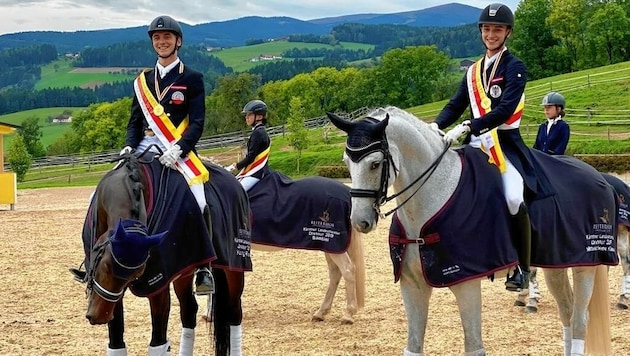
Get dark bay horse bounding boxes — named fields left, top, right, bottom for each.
left=75, top=153, right=251, bottom=356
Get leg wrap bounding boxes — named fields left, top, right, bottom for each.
left=230, top=325, right=243, bottom=356
left=148, top=341, right=171, bottom=356
left=179, top=327, right=194, bottom=356
left=403, top=348, right=423, bottom=356
left=570, top=339, right=585, bottom=356
left=106, top=347, right=127, bottom=356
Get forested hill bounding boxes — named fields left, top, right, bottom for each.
left=0, top=3, right=480, bottom=53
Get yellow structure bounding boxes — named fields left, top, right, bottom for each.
left=0, top=121, right=19, bottom=210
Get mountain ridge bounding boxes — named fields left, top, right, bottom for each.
left=0, top=3, right=480, bottom=53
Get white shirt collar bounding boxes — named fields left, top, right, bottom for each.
left=156, top=58, right=180, bottom=79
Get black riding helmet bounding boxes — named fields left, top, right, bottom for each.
left=478, top=3, right=514, bottom=29
left=242, top=99, right=268, bottom=125
left=148, top=15, right=183, bottom=53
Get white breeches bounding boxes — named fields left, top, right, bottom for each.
left=137, top=135, right=166, bottom=154
left=239, top=176, right=260, bottom=191
left=470, top=135, right=524, bottom=215
left=190, top=182, right=206, bottom=213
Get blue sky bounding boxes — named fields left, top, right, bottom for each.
left=3, top=1, right=521, bottom=35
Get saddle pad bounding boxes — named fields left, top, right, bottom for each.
left=248, top=170, right=351, bottom=253
left=82, top=159, right=251, bottom=298
left=388, top=146, right=517, bottom=287
left=528, top=151, right=618, bottom=268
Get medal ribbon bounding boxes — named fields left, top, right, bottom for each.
left=466, top=58, right=507, bottom=173
left=134, top=72, right=209, bottom=185
left=236, top=146, right=270, bottom=178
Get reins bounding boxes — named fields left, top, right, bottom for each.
left=349, top=133, right=451, bottom=218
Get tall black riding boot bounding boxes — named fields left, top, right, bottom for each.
left=195, top=205, right=215, bottom=295
left=505, top=203, right=531, bottom=292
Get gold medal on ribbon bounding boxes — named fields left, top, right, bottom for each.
left=481, top=97, right=491, bottom=110
left=153, top=104, right=164, bottom=116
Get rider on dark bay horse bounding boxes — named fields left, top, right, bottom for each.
left=120, top=15, right=213, bottom=294
left=431, top=3, right=552, bottom=292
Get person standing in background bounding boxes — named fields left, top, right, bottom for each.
left=533, top=91, right=570, bottom=155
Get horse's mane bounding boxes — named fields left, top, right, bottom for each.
left=366, top=106, right=426, bottom=128
left=124, top=156, right=144, bottom=220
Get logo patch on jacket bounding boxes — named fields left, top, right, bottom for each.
left=171, top=91, right=185, bottom=104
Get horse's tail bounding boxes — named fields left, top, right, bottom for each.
left=348, top=227, right=365, bottom=309
left=211, top=268, right=230, bottom=356
left=585, top=264, right=612, bottom=355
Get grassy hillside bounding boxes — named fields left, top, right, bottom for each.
left=212, top=40, right=375, bottom=72
left=0, top=107, right=85, bottom=151
left=408, top=61, right=630, bottom=154
left=35, top=58, right=137, bottom=90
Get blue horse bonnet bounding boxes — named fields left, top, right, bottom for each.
left=110, top=218, right=166, bottom=272
left=345, top=117, right=385, bottom=162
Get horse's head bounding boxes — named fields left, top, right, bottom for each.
left=327, top=111, right=398, bottom=233
left=85, top=218, right=166, bottom=324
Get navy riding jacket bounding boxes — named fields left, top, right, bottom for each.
left=125, top=61, right=205, bottom=156
left=533, top=119, right=570, bottom=155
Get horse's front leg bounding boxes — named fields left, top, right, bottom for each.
left=400, top=248, right=432, bottom=356
left=148, top=289, right=171, bottom=355
left=450, top=278, right=484, bottom=355
left=106, top=301, right=127, bottom=355
left=173, top=272, right=198, bottom=356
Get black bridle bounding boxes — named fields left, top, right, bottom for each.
left=348, top=134, right=451, bottom=218
left=85, top=233, right=149, bottom=304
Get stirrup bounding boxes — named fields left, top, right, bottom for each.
left=505, top=266, right=529, bottom=292
left=195, top=270, right=215, bottom=295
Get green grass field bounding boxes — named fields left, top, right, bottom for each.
left=0, top=107, right=85, bottom=151
left=35, top=58, right=137, bottom=90
left=211, top=40, right=375, bottom=72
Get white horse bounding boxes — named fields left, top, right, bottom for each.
left=252, top=226, right=365, bottom=324
left=327, top=106, right=617, bottom=356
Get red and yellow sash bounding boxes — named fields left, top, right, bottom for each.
left=134, top=72, right=209, bottom=185
left=465, top=57, right=524, bottom=173
left=236, top=146, right=270, bottom=178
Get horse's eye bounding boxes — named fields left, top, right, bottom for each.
left=371, top=161, right=380, bottom=170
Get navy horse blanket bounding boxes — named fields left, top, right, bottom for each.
left=248, top=170, right=352, bottom=253
left=389, top=146, right=618, bottom=287
left=82, top=158, right=251, bottom=297
left=601, top=172, right=630, bottom=228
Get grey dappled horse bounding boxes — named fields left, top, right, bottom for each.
left=328, top=106, right=615, bottom=356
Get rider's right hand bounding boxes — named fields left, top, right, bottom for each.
left=119, top=146, right=133, bottom=156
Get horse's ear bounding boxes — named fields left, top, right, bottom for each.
left=326, top=112, right=354, bottom=133
left=142, top=231, right=167, bottom=249
left=376, top=113, right=390, bottom=131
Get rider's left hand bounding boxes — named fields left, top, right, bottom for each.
left=159, top=144, right=182, bottom=168
left=443, top=121, right=471, bottom=144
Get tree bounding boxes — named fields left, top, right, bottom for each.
left=287, top=97, right=309, bottom=173
left=18, top=116, right=46, bottom=158
left=584, top=2, right=630, bottom=65
left=7, top=134, right=32, bottom=182
left=512, top=0, right=570, bottom=79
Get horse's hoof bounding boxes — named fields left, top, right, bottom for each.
left=524, top=306, right=538, bottom=314
left=615, top=303, right=628, bottom=310
left=514, top=300, right=526, bottom=307
left=340, top=316, right=354, bottom=325
left=312, top=314, right=324, bottom=322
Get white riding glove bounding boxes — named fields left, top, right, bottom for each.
left=159, top=144, right=183, bottom=168
left=443, top=121, right=471, bottom=144
left=224, top=163, right=236, bottom=172
left=428, top=122, right=445, bottom=136
left=119, top=146, right=133, bottom=156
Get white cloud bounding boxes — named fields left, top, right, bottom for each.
left=2, top=1, right=522, bottom=35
